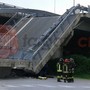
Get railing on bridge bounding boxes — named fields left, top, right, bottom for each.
left=25, top=5, right=89, bottom=73
left=23, top=5, right=81, bottom=60
left=0, top=12, right=35, bottom=59
left=0, top=4, right=88, bottom=73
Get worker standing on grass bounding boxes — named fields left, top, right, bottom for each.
left=57, top=58, right=63, bottom=82
left=63, top=58, right=70, bottom=83
left=63, top=58, right=75, bottom=83
left=68, top=58, right=76, bottom=82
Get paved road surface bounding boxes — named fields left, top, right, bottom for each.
left=0, top=78, right=90, bottom=90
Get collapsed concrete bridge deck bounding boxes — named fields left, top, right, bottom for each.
left=0, top=2, right=89, bottom=77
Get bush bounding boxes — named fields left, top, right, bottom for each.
left=46, top=54, right=90, bottom=79
left=64, top=54, right=90, bottom=76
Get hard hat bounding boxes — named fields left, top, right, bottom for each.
left=59, top=58, right=63, bottom=62
left=70, top=58, right=74, bottom=61
left=64, top=59, right=70, bottom=63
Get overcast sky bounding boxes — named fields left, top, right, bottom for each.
left=0, top=0, right=90, bottom=14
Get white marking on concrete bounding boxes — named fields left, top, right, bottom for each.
left=6, top=85, right=19, bottom=88
left=0, top=87, right=6, bottom=90
left=37, top=84, right=56, bottom=88
left=82, top=86, right=90, bottom=89
left=58, top=85, right=76, bottom=88
left=4, top=83, right=90, bottom=89
left=21, top=84, right=35, bottom=87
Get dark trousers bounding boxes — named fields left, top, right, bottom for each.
left=57, top=72, right=63, bottom=79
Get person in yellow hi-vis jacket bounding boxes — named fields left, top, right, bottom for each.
left=57, top=58, right=63, bottom=82
left=63, top=58, right=70, bottom=83
left=68, top=58, right=76, bottom=82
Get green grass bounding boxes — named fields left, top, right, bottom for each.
left=64, top=54, right=90, bottom=80
left=75, top=73, right=90, bottom=79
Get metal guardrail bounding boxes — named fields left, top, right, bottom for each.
left=6, top=15, right=35, bottom=59
left=23, top=5, right=89, bottom=62
left=28, top=6, right=76, bottom=51
left=32, top=5, right=80, bottom=56
left=0, top=12, right=25, bottom=42
left=0, top=11, right=35, bottom=59
left=23, top=6, right=78, bottom=59
left=4, top=16, right=34, bottom=47
left=0, top=12, right=17, bottom=27
left=29, top=5, right=88, bottom=70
